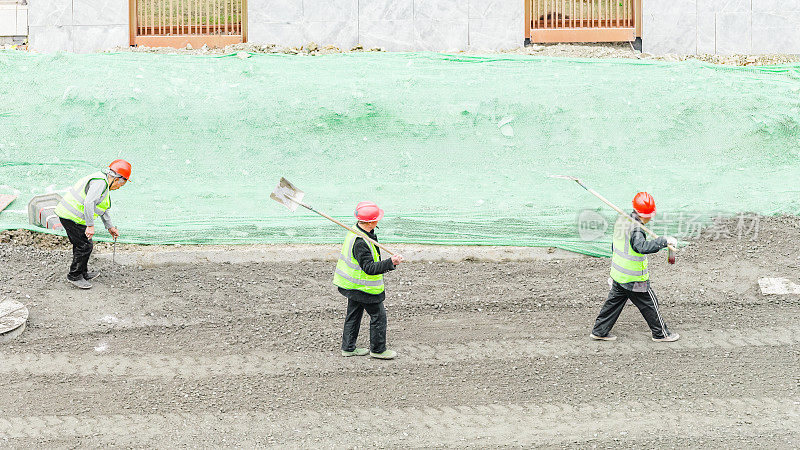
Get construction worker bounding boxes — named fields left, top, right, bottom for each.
left=54, top=160, right=131, bottom=289
left=334, top=201, right=403, bottom=360
left=591, top=192, right=680, bottom=342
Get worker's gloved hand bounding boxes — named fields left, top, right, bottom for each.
left=85, top=226, right=95, bottom=240
left=665, top=236, right=678, bottom=248
left=391, top=254, right=404, bottom=265
left=108, top=227, right=120, bottom=239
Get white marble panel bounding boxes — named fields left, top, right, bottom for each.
left=359, top=0, right=413, bottom=20
left=468, top=17, right=521, bottom=50
left=413, top=18, right=468, bottom=51
left=468, top=0, right=522, bottom=20
left=642, top=12, right=697, bottom=54
left=0, top=5, right=15, bottom=36
left=28, top=25, right=72, bottom=52
left=72, top=24, right=128, bottom=53
left=303, top=0, right=357, bottom=22
left=698, top=0, right=751, bottom=13
left=715, top=12, right=751, bottom=54
left=16, top=7, right=27, bottom=35
left=359, top=19, right=414, bottom=50
left=642, top=0, right=696, bottom=16
left=248, top=0, right=303, bottom=22
left=303, top=20, right=358, bottom=49
left=248, top=21, right=304, bottom=47
left=28, top=0, right=72, bottom=27
left=752, top=0, right=800, bottom=12
left=697, top=12, right=716, bottom=54
left=752, top=12, right=800, bottom=53
left=73, top=0, right=128, bottom=26
left=414, top=0, right=468, bottom=21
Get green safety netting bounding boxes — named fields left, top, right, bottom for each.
left=1, top=51, right=799, bottom=256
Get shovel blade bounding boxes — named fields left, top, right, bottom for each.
left=270, top=177, right=306, bottom=212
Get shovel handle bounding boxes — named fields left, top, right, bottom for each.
left=573, top=180, right=677, bottom=252
left=290, top=200, right=397, bottom=256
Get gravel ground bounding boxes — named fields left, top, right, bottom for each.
left=0, top=215, right=798, bottom=447
left=105, top=41, right=800, bottom=66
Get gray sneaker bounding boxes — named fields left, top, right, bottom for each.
left=652, top=332, right=680, bottom=342
left=590, top=333, right=617, bottom=341
left=84, top=270, right=101, bottom=280
left=67, top=276, right=92, bottom=289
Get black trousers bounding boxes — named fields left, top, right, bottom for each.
left=592, top=280, right=670, bottom=339
left=341, top=299, right=387, bottom=354
left=60, top=217, right=93, bottom=281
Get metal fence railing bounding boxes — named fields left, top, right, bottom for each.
left=525, top=0, right=641, bottom=43
left=130, top=0, right=246, bottom=48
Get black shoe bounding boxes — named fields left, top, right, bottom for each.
left=84, top=270, right=101, bottom=280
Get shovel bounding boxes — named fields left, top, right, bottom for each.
left=550, top=175, right=677, bottom=263
left=270, top=177, right=397, bottom=256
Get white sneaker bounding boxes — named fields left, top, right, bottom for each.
left=652, top=332, right=680, bottom=342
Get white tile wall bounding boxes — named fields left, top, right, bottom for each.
left=72, top=0, right=127, bottom=26
left=72, top=24, right=127, bottom=53
left=29, top=24, right=72, bottom=52
left=715, top=12, right=751, bottom=54
left=645, top=0, right=800, bottom=54
left=0, top=4, right=15, bottom=36
left=16, top=5, right=26, bottom=35
left=468, top=17, right=521, bottom=51
left=359, top=19, right=414, bottom=51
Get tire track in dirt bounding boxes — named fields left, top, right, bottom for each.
left=1, top=326, right=798, bottom=378
left=1, top=396, right=797, bottom=446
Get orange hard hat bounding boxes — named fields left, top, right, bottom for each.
left=109, top=159, right=132, bottom=180
left=354, top=201, right=384, bottom=222
left=632, top=192, right=656, bottom=218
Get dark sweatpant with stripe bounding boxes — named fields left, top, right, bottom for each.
left=592, top=280, right=670, bottom=339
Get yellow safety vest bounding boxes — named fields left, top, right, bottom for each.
left=609, top=215, right=649, bottom=283
left=54, top=172, right=111, bottom=226
left=332, top=231, right=385, bottom=295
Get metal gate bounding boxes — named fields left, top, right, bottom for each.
left=129, top=0, right=246, bottom=48
left=525, top=0, right=641, bottom=43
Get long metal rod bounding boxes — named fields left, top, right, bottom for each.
left=559, top=177, right=676, bottom=251
left=286, top=196, right=397, bottom=256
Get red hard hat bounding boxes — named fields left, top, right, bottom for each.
left=632, top=192, right=656, bottom=218
left=354, top=201, right=384, bottom=222
left=109, top=159, right=132, bottom=180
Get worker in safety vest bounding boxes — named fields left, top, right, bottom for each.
left=333, top=201, right=404, bottom=360
left=591, top=192, right=680, bottom=342
left=54, top=160, right=131, bottom=289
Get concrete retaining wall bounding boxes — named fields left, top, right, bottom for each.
left=643, top=0, right=800, bottom=55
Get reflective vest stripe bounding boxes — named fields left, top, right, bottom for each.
left=68, top=186, right=109, bottom=206
left=333, top=268, right=385, bottom=287
left=613, top=247, right=647, bottom=262
left=60, top=195, right=107, bottom=217
left=338, top=254, right=362, bottom=271
left=611, top=261, right=649, bottom=277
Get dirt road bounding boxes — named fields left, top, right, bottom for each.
left=0, top=217, right=798, bottom=447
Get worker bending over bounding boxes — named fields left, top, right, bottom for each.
left=591, top=192, right=680, bottom=342
left=334, top=201, right=403, bottom=360
left=54, top=160, right=131, bottom=289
